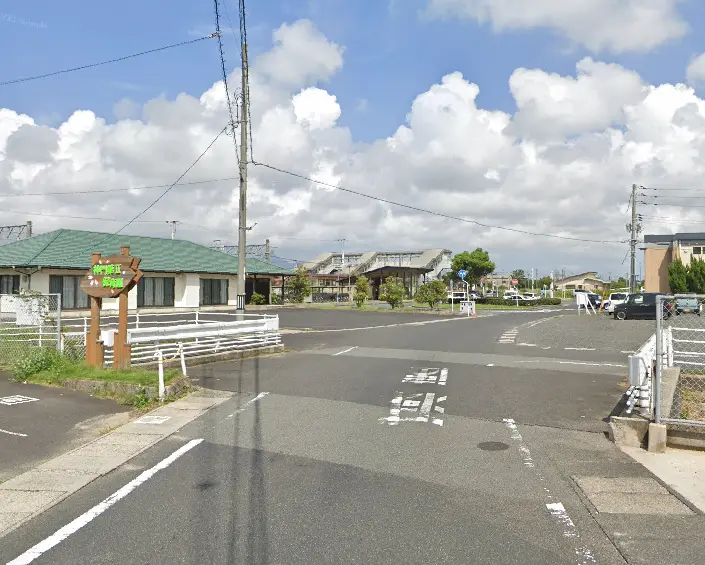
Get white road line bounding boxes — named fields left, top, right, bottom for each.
left=7, top=438, right=204, bottom=565
left=225, top=392, right=269, bottom=419
left=502, top=418, right=596, bottom=564
left=517, top=343, right=537, bottom=347
left=439, top=368, right=448, bottom=386
left=565, top=347, right=596, bottom=351
left=333, top=346, right=358, bottom=356
left=418, top=393, right=434, bottom=419
left=0, top=428, right=27, bottom=437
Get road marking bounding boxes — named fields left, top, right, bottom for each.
left=0, top=428, right=27, bottom=437
left=497, top=327, right=519, bottom=344
left=503, top=418, right=596, bottom=564
left=7, top=439, right=204, bottom=565
left=135, top=415, right=170, bottom=425
left=402, top=367, right=448, bottom=385
left=225, top=391, right=269, bottom=419
left=379, top=392, right=445, bottom=426
left=0, top=395, right=39, bottom=406
left=487, top=363, right=495, bottom=366
left=565, top=347, right=596, bottom=351
left=517, top=343, right=537, bottom=347
left=333, top=346, right=358, bottom=356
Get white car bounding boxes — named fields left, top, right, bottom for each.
left=521, top=292, right=540, bottom=300
left=604, top=292, right=628, bottom=313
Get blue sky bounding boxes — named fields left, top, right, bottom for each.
left=2, top=0, right=704, bottom=142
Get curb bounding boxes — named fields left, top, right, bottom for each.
left=0, top=388, right=233, bottom=539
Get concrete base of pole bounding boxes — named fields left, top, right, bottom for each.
left=648, top=423, right=668, bottom=453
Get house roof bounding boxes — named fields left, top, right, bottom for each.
left=0, top=229, right=292, bottom=275
left=554, top=272, right=606, bottom=284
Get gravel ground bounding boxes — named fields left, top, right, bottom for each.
left=517, top=313, right=655, bottom=353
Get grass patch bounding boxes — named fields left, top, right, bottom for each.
left=680, top=389, right=705, bottom=421
left=23, top=362, right=180, bottom=388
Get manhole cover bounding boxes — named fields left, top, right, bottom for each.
left=477, top=441, right=509, bottom=451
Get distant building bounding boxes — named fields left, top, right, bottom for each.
left=553, top=272, right=609, bottom=293
left=642, top=232, right=705, bottom=292
left=303, top=249, right=452, bottom=300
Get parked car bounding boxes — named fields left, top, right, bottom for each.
left=522, top=292, right=539, bottom=300
left=613, top=293, right=671, bottom=320
left=604, top=292, right=628, bottom=314
left=675, top=297, right=700, bottom=316
left=579, top=292, right=602, bottom=309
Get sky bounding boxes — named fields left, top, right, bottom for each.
left=2, top=0, right=705, bottom=278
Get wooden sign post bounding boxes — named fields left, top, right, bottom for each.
left=80, top=246, right=143, bottom=369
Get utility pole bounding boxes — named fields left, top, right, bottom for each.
left=627, top=184, right=642, bottom=293
left=265, top=239, right=271, bottom=262
left=236, top=15, right=249, bottom=315
left=166, top=221, right=180, bottom=240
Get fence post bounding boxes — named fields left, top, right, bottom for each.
left=179, top=343, right=187, bottom=376
left=55, top=293, right=62, bottom=352
left=135, top=312, right=140, bottom=329
left=667, top=326, right=673, bottom=367
left=654, top=295, right=663, bottom=424
left=195, top=311, right=200, bottom=325
left=156, top=349, right=165, bottom=401
left=39, top=317, right=43, bottom=348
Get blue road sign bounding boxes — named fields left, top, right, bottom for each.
left=457, top=269, right=467, bottom=279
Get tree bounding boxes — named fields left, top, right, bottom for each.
left=687, top=258, right=705, bottom=294
left=451, top=249, right=495, bottom=284
left=611, top=277, right=629, bottom=290
left=510, top=269, right=527, bottom=288
left=415, top=280, right=447, bottom=309
left=668, top=259, right=689, bottom=294
left=354, top=276, right=371, bottom=308
left=379, top=277, right=406, bottom=309
left=289, top=266, right=312, bottom=303
left=537, top=276, right=552, bottom=289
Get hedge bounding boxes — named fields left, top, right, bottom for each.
left=473, top=297, right=562, bottom=307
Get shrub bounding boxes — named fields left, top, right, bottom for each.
left=414, top=280, right=447, bottom=309
left=271, top=294, right=281, bottom=305
left=289, top=266, right=312, bottom=303
left=354, top=276, right=371, bottom=308
left=249, top=292, right=267, bottom=305
left=380, top=277, right=406, bottom=309
left=537, top=298, right=562, bottom=306
left=11, top=346, right=62, bottom=381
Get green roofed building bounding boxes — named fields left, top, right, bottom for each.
left=0, top=229, right=291, bottom=311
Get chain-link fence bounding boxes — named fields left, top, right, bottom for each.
left=656, top=294, right=705, bottom=425
left=0, top=293, right=63, bottom=369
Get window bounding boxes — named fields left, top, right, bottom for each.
left=0, top=275, right=19, bottom=295
left=694, top=247, right=702, bottom=255
left=200, top=278, right=228, bottom=306
left=631, top=295, right=644, bottom=305
left=137, top=277, right=175, bottom=307
left=49, top=275, right=89, bottom=309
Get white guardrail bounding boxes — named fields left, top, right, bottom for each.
left=626, top=330, right=673, bottom=416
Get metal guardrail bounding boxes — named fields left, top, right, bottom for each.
left=627, top=333, right=657, bottom=416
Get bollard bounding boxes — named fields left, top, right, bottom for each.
left=156, top=349, right=165, bottom=401
left=179, top=343, right=187, bottom=376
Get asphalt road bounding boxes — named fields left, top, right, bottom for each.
left=3, top=309, right=705, bottom=565
left=0, top=374, right=126, bottom=483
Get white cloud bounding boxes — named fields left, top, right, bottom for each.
left=687, top=52, right=705, bottom=88
left=3, top=18, right=705, bottom=274
left=425, top=0, right=688, bottom=53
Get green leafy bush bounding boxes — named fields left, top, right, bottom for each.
left=271, top=293, right=281, bottom=305
left=249, top=292, right=267, bottom=305
left=354, top=276, right=371, bottom=308
left=537, top=298, right=562, bottom=305
left=380, top=277, right=406, bottom=309
left=415, top=280, right=447, bottom=309
left=11, top=347, right=62, bottom=381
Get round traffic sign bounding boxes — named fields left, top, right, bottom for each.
left=457, top=269, right=467, bottom=279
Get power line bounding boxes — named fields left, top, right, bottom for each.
left=89, top=125, right=228, bottom=248
left=0, top=176, right=240, bottom=197
left=213, top=0, right=240, bottom=164
left=252, top=161, right=627, bottom=245
left=0, top=34, right=219, bottom=87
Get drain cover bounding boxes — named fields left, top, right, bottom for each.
left=477, top=441, right=510, bottom=451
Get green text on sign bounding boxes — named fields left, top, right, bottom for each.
left=102, top=277, right=124, bottom=289
left=93, top=264, right=121, bottom=275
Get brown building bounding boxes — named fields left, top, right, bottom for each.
left=553, top=272, right=609, bottom=293
left=642, top=233, right=705, bottom=293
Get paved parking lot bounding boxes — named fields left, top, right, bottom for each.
left=514, top=313, right=654, bottom=354
left=0, top=374, right=127, bottom=482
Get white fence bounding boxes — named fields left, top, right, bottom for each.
left=60, top=312, right=280, bottom=366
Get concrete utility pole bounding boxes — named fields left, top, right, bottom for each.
left=628, top=184, right=641, bottom=293
left=265, top=239, right=271, bottom=263
left=236, top=30, right=249, bottom=315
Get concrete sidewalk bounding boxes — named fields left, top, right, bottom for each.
left=0, top=388, right=232, bottom=538
left=621, top=445, right=705, bottom=513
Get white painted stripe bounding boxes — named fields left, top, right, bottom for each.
left=503, top=418, right=596, bottom=564
left=7, top=439, right=204, bottom=565
left=565, top=347, right=596, bottom=351
left=517, top=343, right=537, bottom=347
left=438, top=368, right=448, bottom=386
left=0, top=428, right=27, bottom=437
left=333, top=346, right=358, bottom=356
left=417, top=393, right=435, bottom=419
left=225, top=392, right=269, bottom=419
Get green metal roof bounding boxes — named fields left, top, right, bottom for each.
left=0, top=229, right=292, bottom=275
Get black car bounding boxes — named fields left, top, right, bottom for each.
left=614, top=292, right=671, bottom=320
